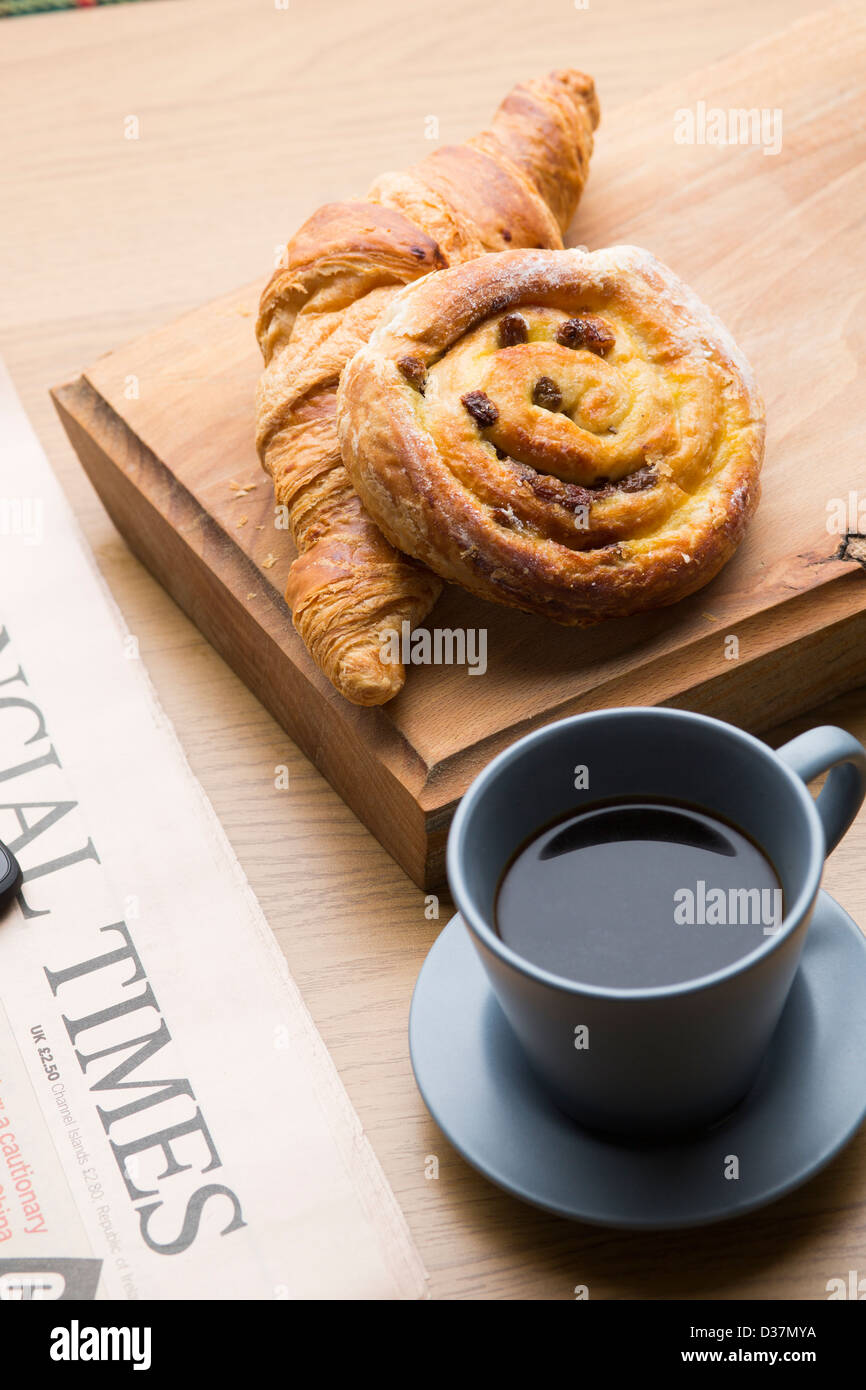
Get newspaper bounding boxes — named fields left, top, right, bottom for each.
left=0, top=363, right=427, bottom=1300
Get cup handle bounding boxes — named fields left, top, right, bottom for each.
left=775, top=725, right=866, bottom=855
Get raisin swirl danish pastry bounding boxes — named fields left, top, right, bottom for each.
left=337, top=247, right=765, bottom=624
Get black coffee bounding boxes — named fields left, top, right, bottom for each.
left=494, top=799, right=783, bottom=988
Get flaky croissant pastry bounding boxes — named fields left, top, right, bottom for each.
left=337, top=246, right=765, bottom=624
left=256, top=71, right=599, bottom=704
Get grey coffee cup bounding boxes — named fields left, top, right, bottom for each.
left=447, top=708, right=866, bottom=1139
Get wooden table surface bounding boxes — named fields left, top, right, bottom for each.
left=2, top=0, right=864, bottom=1300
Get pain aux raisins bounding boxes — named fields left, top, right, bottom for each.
left=497, top=313, right=529, bottom=347
left=555, top=317, right=615, bottom=356
left=532, top=376, right=563, bottom=411
left=461, top=390, right=499, bottom=428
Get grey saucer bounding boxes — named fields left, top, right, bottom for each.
left=409, top=891, right=866, bottom=1228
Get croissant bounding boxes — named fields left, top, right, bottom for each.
left=255, top=70, right=599, bottom=704
left=337, top=246, right=765, bottom=623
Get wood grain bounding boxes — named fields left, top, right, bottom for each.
left=51, top=2, right=866, bottom=887
left=2, top=0, right=864, bottom=1301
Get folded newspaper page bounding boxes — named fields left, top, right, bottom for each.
left=0, top=363, right=428, bottom=1300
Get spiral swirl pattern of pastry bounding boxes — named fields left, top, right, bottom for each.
left=337, top=247, right=765, bottom=624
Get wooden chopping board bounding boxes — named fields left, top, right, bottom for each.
left=53, top=2, right=866, bottom=889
